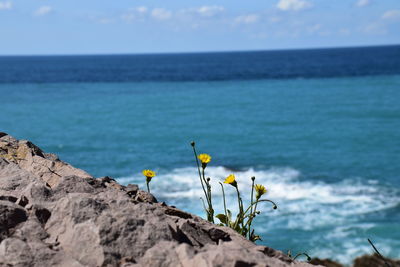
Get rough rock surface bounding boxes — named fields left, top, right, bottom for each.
left=0, top=133, right=319, bottom=267
left=353, top=253, right=400, bottom=267
left=310, top=253, right=400, bottom=267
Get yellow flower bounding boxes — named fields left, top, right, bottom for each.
left=198, top=154, right=211, bottom=164
left=142, top=169, right=156, bottom=179
left=224, top=174, right=237, bottom=186
left=254, top=184, right=267, bottom=198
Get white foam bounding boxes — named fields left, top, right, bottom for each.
left=119, top=166, right=397, bottom=212
left=117, top=166, right=400, bottom=264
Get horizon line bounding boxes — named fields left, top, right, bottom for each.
left=0, top=43, right=399, bottom=57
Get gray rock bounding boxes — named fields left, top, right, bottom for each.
left=0, top=133, right=320, bottom=267
left=0, top=201, right=28, bottom=241
left=0, top=238, right=33, bottom=267
left=0, top=135, right=91, bottom=187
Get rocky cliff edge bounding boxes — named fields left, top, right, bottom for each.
left=0, top=132, right=318, bottom=267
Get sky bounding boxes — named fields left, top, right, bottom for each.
left=0, top=0, right=399, bottom=55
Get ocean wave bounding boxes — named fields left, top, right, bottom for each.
left=118, top=166, right=399, bottom=217
left=117, top=166, right=400, bottom=264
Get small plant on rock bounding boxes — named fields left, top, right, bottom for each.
left=190, top=141, right=277, bottom=242
left=142, top=169, right=156, bottom=193
left=190, top=141, right=215, bottom=223
left=287, top=251, right=311, bottom=262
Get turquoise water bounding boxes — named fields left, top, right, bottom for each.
left=2, top=45, right=400, bottom=263
left=2, top=74, right=400, bottom=263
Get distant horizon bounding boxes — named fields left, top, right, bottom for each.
left=1, top=43, right=399, bottom=57
left=1, top=44, right=398, bottom=84
left=2, top=1, right=399, bottom=56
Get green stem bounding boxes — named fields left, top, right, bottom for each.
left=202, top=168, right=207, bottom=185
left=219, top=182, right=229, bottom=226
left=248, top=178, right=255, bottom=238
left=242, top=198, right=278, bottom=236
left=368, top=239, right=392, bottom=267
left=233, top=186, right=244, bottom=232
left=250, top=179, right=255, bottom=218
left=202, top=168, right=211, bottom=206
left=243, top=199, right=277, bottom=215
left=192, top=145, right=208, bottom=200
left=192, top=145, right=210, bottom=219
left=200, top=197, right=208, bottom=213
left=202, top=167, right=214, bottom=223
left=146, top=181, right=150, bottom=193
left=207, top=184, right=214, bottom=223
left=247, top=202, right=258, bottom=239
left=245, top=195, right=259, bottom=240
left=293, top=253, right=311, bottom=261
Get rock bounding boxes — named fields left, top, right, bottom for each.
left=0, top=238, right=34, bottom=267
left=309, top=258, right=344, bottom=267
left=0, top=134, right=91, bottom=187
left=353, top=253, right=400, bottom=267
left=135, top=190, right=158, bottom=203
left=0, top=201, right=28, bottom=241
left=0, top=133, right=321, bottom=266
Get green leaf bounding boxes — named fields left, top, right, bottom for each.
left=234, top=224, right=242, bottom=232
left=215, top=214, right=228, bottom=224
left=227, top=209, right=232, bottom=220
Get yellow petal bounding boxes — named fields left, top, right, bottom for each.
left=142, top=169, right=156, bottom=178
left=198, top=154, right=212, bottom=164
left=224, top=174, right=236, bottom=184
left=254, top=184, right=267, bottom=197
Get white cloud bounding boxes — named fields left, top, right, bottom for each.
left=276, top=0, right=312, bottom=11
left=0, top=1, right=12, bottom=10
left=151, top=8, right=172, bottom=20
left=97, top=18, right=113, bottom=24
left=121, top=13, right=135, bottom=22
left=364, top=22, right=387, bottom=35
left=356, top=0, right=369, bottom=7
left=251, top=32, right=268, bottom=39
left=136, top=6, right=148, bottom=14
left=382, top=9, right=400, bottom=21
left=235, top=14, right=259, bottom=24
left=121, top=6, right=148, bottom=22
left=269, top=16, right=282, bottom=23
left=318, top=30, right=331, bottom=36
left=339, top=28, right=351, bottom=35
left=196, top=6, right=224, bottom=17
left=177, top=6, right=224, bottom=20
left=34, top=6, right=52, bottom=16
left=307, top=23, right=321, bottom=34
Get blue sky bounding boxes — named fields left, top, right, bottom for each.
left=1, top=0, right=399, bottom=55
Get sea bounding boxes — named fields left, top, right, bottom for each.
left=1, top=45, right=399, bottom=264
